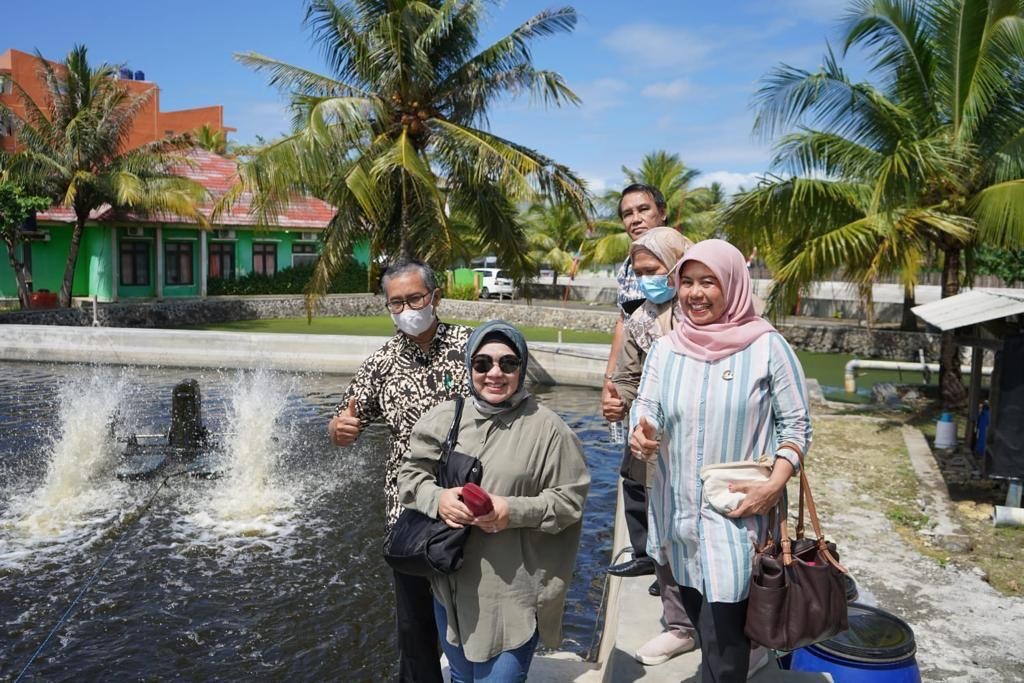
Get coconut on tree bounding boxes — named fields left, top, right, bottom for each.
left=231, top=0, right=590, bottom=305
left=1, top=45, right=208, bottom=307
left=723, top=0, right=1024, bottom=406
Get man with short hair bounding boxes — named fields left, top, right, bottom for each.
left=601, top=183, right=696, bottom=667
left=329, top=258, right=471, bottom=683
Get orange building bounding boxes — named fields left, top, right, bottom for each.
left=0, top=47, right=233, bottom=153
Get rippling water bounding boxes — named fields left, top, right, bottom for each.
left=0, top=362, right=618, bottom=679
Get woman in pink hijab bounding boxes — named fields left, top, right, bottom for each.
left=629, top=239, right=811, bottom=682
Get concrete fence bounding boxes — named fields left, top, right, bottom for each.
left=0, top=293, right=943, bottom=360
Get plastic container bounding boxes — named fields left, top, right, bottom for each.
left=789, top=603, right=920, bottom=682
left=934, top=412, right=957, bottom=449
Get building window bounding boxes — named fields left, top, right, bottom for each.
left=165, top=242, right=194, bottom=285
left=253, top=242, right=277, bottom=276
left=120, top=241, right=150, bottom=286
left=209, top=242, right=235, bottom=280
left=292, top=243, right=317, bottom=268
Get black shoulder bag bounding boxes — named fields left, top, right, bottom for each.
left=383, top=396, right=483, bottom=576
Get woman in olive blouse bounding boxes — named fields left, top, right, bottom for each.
left=399, top=320, right=590, bottom=681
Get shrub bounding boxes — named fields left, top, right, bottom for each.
left=444, top=283, right=480, bottom=301
left=208, top=258, right=368, bottom=296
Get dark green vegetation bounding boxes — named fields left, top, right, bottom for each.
left=725, top=0, right=1024, bottom=407
left=233, top=0, right=589, bottom=303
left=208, top=259, right=367, bottom=296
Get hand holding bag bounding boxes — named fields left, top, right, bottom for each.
left=700, top=457, right=772, bottom=514
left=745, top=456, right=849, bottom=651
left=383, top=396, right=483, bottom=577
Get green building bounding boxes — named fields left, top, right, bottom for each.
left=1, top=150, right=368, bottom=303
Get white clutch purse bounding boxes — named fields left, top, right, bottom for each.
left=700, top=457, right=772, bottom=514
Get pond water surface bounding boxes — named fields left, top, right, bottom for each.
left=0, top=362, right=617, bottom=680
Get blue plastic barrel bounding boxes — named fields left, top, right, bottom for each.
left=789, top=603, right=920, bottom=682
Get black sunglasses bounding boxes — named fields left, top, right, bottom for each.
left=471, top=354, right=522, bottom=374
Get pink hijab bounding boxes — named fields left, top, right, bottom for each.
left=669, top=239, right=775, bottom=361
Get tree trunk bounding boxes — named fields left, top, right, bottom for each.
left=2, top=234, right=32, bottom=309
left=939, top=245, right=967, bottom=407
left=59, top=213, right=87, bottom=308
left=900, top=283, right=919, bottom=331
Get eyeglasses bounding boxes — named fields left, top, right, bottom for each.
left=471, top=354, right=522, bottom=374
left=385, top=291, right=433, bottom=314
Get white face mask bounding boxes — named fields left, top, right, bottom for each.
left=391, top=305, right=436, bottom=336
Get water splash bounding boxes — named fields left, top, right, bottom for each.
left=11, top=369, right=127, bottom=536
left=191, top=371, right=296, bottom=537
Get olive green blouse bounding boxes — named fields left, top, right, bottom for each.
left=398, top=395, right=590, bottom=663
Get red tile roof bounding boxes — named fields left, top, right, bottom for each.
left=37, top=149, right=336, bottom=229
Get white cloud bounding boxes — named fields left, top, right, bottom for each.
left=603, top=24, right=714, bottom=70
left=573, top=78, right=628, bottom=113
left=696, top=171, right=762, bottom=196
left=641, top=79, right=693, bottom=100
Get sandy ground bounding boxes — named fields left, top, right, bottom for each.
left=809, top=413, right=1024, bottom=682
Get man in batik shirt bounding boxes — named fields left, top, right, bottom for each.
left=329, top=258, right=471, bottom=683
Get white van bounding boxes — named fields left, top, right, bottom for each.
left=473, top=268, right=515, bottom=299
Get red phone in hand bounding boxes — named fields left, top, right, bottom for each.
left=461, top=483, right=493, bottom=516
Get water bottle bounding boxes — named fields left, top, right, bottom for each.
left=608, top=420, right=624, bottom=444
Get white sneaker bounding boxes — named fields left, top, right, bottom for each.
left=748, top=646, right=774, bottom=679
left=634, top=630, right=696, bottom=666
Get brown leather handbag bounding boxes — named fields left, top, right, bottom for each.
left=745, top=460, right=849, bottom=651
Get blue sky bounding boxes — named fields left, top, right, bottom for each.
left=2, top=0, right=866, bottom=195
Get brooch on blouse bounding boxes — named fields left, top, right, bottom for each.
left=722, top=370, right=735, bottom=381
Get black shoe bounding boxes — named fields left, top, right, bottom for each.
left=607, top=556, right=656, bottom=577
left=648, top=579, right=661, bottom=597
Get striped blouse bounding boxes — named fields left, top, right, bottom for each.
left=630, top=331, right=811, bottom=603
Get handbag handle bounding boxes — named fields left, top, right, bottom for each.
left=439, top=395, right=465, bottom=465
left=779, top=458, right=846, bottom=572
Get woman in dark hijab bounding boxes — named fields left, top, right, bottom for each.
left=399, top=320, right=590, bottom=681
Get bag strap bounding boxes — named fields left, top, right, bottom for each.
left=778, top=457, right=846, bottom=572
left=439, top=395, right=465, bottom=464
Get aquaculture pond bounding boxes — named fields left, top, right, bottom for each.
left=0, top=362, right=619, bottom=680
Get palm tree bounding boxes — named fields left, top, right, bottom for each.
left=524, top=200, right=591, bottom=284
left=231, top=0, right=589, bottom=304
left=191, top=124, right=227, bottom=155
left=724, top=0, right=1024, bottom=406
left=2, top=46, right=207, bottom=307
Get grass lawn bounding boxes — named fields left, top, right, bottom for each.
left=191, top=316, right=614, bottom=344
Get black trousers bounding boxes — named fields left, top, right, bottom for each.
left=679, top=585, right=751, bottom=683
left=619, top=441, right=649, bottom=559
left=392, top=569, right=443, bottom=683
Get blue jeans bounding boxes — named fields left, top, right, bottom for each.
left=433, top=599, right=539, bottom=682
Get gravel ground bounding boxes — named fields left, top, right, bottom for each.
left=808, top=413, right=1024, bottom=682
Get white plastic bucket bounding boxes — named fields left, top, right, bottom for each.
left=934, top=419, right=957, bottom=449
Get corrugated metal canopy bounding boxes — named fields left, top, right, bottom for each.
left=912, top=290, right=1024, bottom=331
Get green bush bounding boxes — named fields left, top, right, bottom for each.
left=443, top=283, right=480, bottom=301
left=208, top=259, right=368, bottom=296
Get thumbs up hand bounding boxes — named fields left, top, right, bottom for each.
left=630, top=416, right=660, bottom=462
left=601, top=380, right=626, bottom=421
left=329, top=397, right=363, bottom=446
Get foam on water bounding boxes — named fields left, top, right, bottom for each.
left=8, top=369, right=128, bottom=538
left=187, top=371, right=298, bottom=540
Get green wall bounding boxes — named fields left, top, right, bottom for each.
left=0, top=223, right=367, bottom=301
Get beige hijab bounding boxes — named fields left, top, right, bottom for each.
left=626, top=227, right=694, bottom=348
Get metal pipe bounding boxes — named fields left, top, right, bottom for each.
left=844, top=359, right=992, bottom=394
left=993, top=505, right=1024, bottom=528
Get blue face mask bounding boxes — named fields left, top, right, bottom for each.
left=638, top=274, right=676, bottom=304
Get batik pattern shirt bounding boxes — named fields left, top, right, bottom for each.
left=615, top=257, right=644, bottom=315
left=338, top=321, right=472, bottom=527
left=630, top=331, right=810, bottom=603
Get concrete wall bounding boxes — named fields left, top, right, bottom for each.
left=0, top=293, right=943, bottom=360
